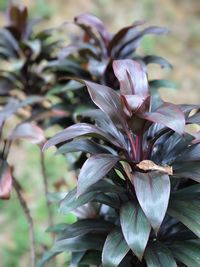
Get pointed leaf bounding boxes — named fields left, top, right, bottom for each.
left=85, top=81, right=127, bottom=131
left=43, top=123, right=121, bottom=150
left=168, top=200, right=200, bottom=237
left=142, top=102, right=185, bottom=135
left=60, top=180, right=124, bottom=214
left=120, top=202, right=151, bottom=260
left=55, top=233, right=106, bottom=252
left=56, top=219, right=113, bottom=239
left=102, top=227, right=129, bottom=267
left=77, top=154, right=119, bottom=195
left=113, top=59, right=148, bottom=96
left=145, top=243, right=177, bottom=267
left=143, top=55, right=173, bottom=69
left=56, top=139, right=110, bottom=155
left=132, top=171, right=170, bottom=232
left=75, top=13, right=111, bottom=44
left=108, top=21, right=145, bottom=54
left=170, top=240, right=200, bottom=267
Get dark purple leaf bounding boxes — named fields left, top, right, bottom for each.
left=117, top=26, right=169, bottom=57
left=141, top=102, right=185, bottom=135
left=74, top=13, right=111, bottom=45
left=85, top=81, right=128, bottom=132
left=56, top=139, right=112, bottom=155
left=120, top=202, right=151, bottom=260
left=108, top=21, right=145, bottom=54
left=174, top=143, right=200, bottom=162
left=132, top=171, right=170, bottom=232
left=77, top=154, right=119, bottom=196
left=43, top=123, right=121, bottom=151
left=113, top=59, right=148, bottom=96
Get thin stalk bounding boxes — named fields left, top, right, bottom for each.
left=40, top=151, right=54, bottom=228
left=13, top=177, right=36, bottom=267
left=40, top=151, right=57, bottom=267
left=127, top=131, right=136, bottom=160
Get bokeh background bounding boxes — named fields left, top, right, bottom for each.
left=0, top=0, right=199, bottom=266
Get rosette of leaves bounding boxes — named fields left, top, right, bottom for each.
left=41, top=59, right=200, bottom=267
left=46, top=13, right=174, bottom=129
left=58, top=13, right=172, bottom=85
left=0, top=3, right=61, bottom=97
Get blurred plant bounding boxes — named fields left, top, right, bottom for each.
left=0, top=2, right=68, bottom=228
left=0, top=4, right=65, bottom=266
left=0, top=96, right=45, bottom=267
left=0, top=3, right=60, bottom=97
left=42, top=59, right=200, bottom=267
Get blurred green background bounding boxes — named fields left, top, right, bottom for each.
left=0, top=0, right=199, bottom=266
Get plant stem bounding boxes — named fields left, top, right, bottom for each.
left=13, top=177, right=36, bottom=267
left=127, top=131, right=136, bottom=160
left=40, top=151, right=53, bottom=228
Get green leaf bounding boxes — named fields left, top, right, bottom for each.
left=80, top=251, right=102, bottom=266
left=173, top=161, right=200, bottom=182
left=77, top=154, right=119, bottom=196
left=143, top=55, right=173, bottom=69
left=102, top=227, right=129, bottom=267
left=132, top=171, right=170, bottom=232
left=120, top=202, right=151, bottom=260
left=171, top=184, right=200, bottom=200
left=170, top=240, right=200, bottom=267
left=145, top=242, right=177, bottom=267
left=56, top=219, right=113, bottom=239
left=39, top=250, right=60, bottom=267
left=168, top=200, right=200, bottom=237
left=60, top=179, right=125, bottom=214
left=55, top=233, right=106, bottom=252
left=59, top=188, right=97, bottom=214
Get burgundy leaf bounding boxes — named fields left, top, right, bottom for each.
left=9, top=123, right=45, bottom=144
left=141, top=102, right=185, bottom=135
left=74, top=13, right=111, bottom=45
left=132, top=171, right=170, bottom=232
left=108, top=21, right=145, bottom=54
left=85, top=81, right=128, bottom=132
left=117, top=26, right=169, bottom=57
left=0, top=162, right=12, bottom=200
left=113, top=59, right=148, bottom=96
left=43, top=123, right=121, bottom=151
left=77, top=154, right=119, bottom=196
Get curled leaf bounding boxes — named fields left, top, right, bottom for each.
left=137, top=160, right=173, bottom=175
